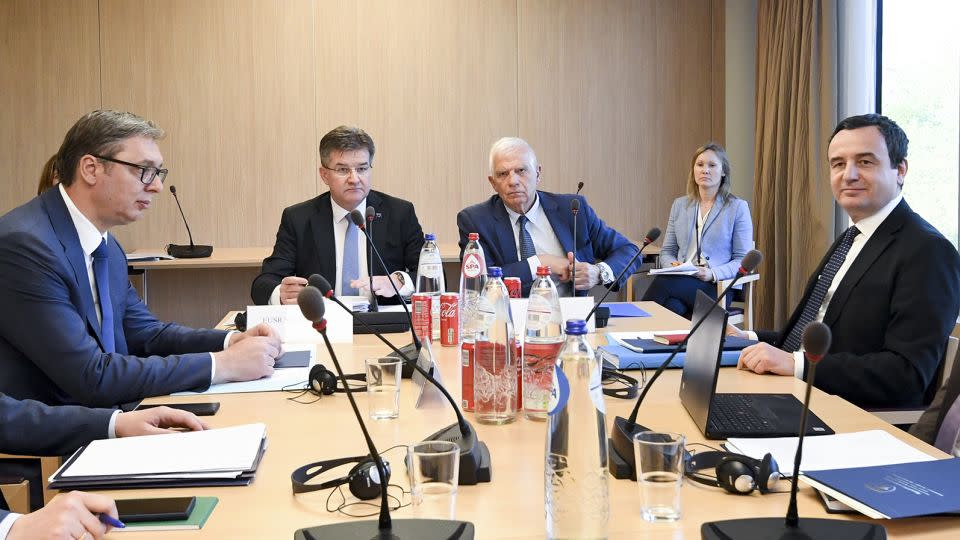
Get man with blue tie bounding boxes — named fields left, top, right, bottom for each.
left=457, top=137, right=641, bottom=296
left=251, top=126, right=424, bottom=306
left=0, top=110, right=282, bottom=408
left=734, top=114, right=960, bottom=409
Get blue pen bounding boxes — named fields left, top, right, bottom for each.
left=99, top=513, right=126, bottom=529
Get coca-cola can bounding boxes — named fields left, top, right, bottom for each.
left=411, top=293, right=432, bottom=344
left=461, top=341, right=475, bottom=411
left=504, top=277, right=522, bottom=298
left=440, top=293, right=459, bottom=347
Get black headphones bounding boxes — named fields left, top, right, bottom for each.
left=291, top=455, right=391, bottom=500
left=308, top=364, right=366, bottom=396
left=601, top=367, right=640, bottom=399
left=685, top=451, right=781, bottom=495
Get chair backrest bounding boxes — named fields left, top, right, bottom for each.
left=932, top=336, right=960, bottom=455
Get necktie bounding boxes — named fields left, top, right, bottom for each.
left=518, top=215, right=536, bottom=260
left=341, top=218, right=360, bottom=295
left=782, top=226, right=860, bottom=353
left=92, top=239, right=115, bottom=353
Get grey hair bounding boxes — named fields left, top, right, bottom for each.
left=488, top=137, right=538, bottom=174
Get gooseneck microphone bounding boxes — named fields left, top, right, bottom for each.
left=609, top=249, right=763, bottom=480
left=576, top=181, right=584, bottom=194
left=166, top=185, right=212, bottom=258
left=585, top=227, right=661, bottom=322
left=701, top=322, right=886, bottom=540
left=365, top=206, right=380, bottom=313
left=295, top=287, right=474, bottom=539
left=350, top=210, right=420, bottom=359
left=570, top=198, right=580, bottom=297
left=307, top=274, right=491, bottom=485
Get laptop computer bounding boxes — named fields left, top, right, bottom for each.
left=679, top=291, right=835, bottom=440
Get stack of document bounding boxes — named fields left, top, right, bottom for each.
left=48, top=424, right=267, bottom=490
left=342, top=295, right=371, bottom=312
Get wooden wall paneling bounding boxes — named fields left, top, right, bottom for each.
left=0, top=0, right=100, bottom=215
left=139, top=268, right=261, bottom=328
left=320, top=0, right=518, bottom=244
left=98, top=0, right=318, bottom=251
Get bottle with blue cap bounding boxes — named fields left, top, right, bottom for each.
left=545, top=319, right=609, bottom=539
left=474, top=266, right=517, bottom=424
left=415, top=233, right=445, bottom=341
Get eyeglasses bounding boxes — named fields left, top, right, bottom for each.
left=93, top=154, right=168, bottom=185
left=321, top=165, right=372, bottom=178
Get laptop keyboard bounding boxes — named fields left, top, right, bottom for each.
left=708, top=394, right=773, bottom=433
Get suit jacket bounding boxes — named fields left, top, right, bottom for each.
left=251, top=190, right=425, bottom=305
left=456, top=191, right=641, bottom=295
left=659, top=195, right=753, bottom=281
left=0, top=393, right=112, bottom=456
left=757, top=199, right=960, bottom=409
left=0, top=188, right=227, bottom=407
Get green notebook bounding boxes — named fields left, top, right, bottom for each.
left=115, top=496, right=218, bottom=532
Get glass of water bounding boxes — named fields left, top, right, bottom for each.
left=365, top=357, right=402, bottom=420
left=633, top=431, right=685, bottom=522
left=407, top=440, right=460, bottom=519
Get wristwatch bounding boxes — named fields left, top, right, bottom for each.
left=392, top=272, right=406, bottom=289
left=598, top=264, right=615, bottom=285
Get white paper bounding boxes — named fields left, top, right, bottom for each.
left=649, top=262, right=699, bottom=275
left=174, top=344, right=315, bottom=395
left=246, top=301, right=352, bottom=343
left=54, top=424, right=266, bottom=479
left=725, top=430, right=937, bottom=477
left=510, top=297, right=595, bottom=335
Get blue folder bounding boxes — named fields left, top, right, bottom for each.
left=597, top=341, right=741, bottom=370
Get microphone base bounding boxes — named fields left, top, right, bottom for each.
left=701, top=517, right=886, bottom=540
left=608, top=416, right=651, bottom=480
left=595, top=306, right=610, bottom=328
left=295, top=519, right=475, bottom=539
left=354, top=311, right=410, bottom=335
left=166, top=244, right=213, bottom=258
left=389, top=342, right=420, bottom=379
left=421, top=422, right=492, bottom=485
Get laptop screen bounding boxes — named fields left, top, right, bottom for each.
left=678, top=290, right=728, bottom=434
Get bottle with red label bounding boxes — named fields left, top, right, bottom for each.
left=523, top=265, right=564, bottom=420
left=459, top=232, right=487, bottom=411
left=474, top=266, right=517, bottom=425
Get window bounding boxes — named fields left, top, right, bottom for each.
left=879, top=0, right=960, bottom=247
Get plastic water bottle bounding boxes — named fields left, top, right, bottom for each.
left=474, top=267, right=517, bottom=425
left=416, top=233, right=445, bottom=341
left=523, top=265, right=564, bottom=421
left=459, top=233, right=487, bottom=412
left=545, top=319, right=609, bottom=540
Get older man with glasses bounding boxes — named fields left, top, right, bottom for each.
left=251, top=126, right=425, bottom=306
left=0, top=110, right=283, bottom=409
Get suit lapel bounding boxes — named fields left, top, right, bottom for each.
left=823, top=201, right=907, bottom=326
left=540, top=193, right=572, bottom=253
left=367, top=191, right=387, bottom=274
left=491, top=197, right=520, bottom=264
left=310, top=193, right=337, bottom=280
left=40, top=188, right=107, bottom=349
left=700, top=198, right=727, bottom=238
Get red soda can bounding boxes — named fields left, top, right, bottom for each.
left=504, top=277, right=522, bottom=298
left=411, top=293, right=432, bottom=344
left=440, top=293, right=459, bottom=347
left=461, top=341, right=475, bottom=411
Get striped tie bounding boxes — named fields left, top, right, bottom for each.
left=782, top=226, right=860, bottom=353
left=518, top=215, right=536, bottom=260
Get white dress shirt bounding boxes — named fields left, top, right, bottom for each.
left=747, top=194, right=904, bottom=378
left=269, top=196, right=412, bottom=303
left=59, top=185, right=229, bottom=383
left=0, top=513, right=18, bottom=539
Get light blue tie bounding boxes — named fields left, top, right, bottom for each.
left=92, top=239, right=116, bottom=353
left=341, top=218, right=360, bottom=295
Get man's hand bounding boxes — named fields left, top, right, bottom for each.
left=213, top=328, right=281, bottom=384
left=351, top=275, right=401, bottom=298
left=567, top=252, right=600, bottom=290
left=279, top=276, right=308, bottom=305
left=9, top=491, right=117, bottom=540
left=737, top=343, right=795, bottom=376
left=115, top=406, right=208, bottom=437
left=538, top=254, right=570, bottom=282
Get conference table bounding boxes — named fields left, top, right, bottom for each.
left=111, top=302, right=955, bottom=539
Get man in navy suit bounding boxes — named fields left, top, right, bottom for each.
left=0, top=394, right=207, bottom=538
left=457, top=137, right=640, bottom=296
left=0, top=110, right=282, bottom=408
left=735, top=114, right=960, bottom=409
left=251, top=126, right=424, bottom=305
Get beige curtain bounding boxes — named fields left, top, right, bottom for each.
left=753, top=0, right=840, bottom=330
